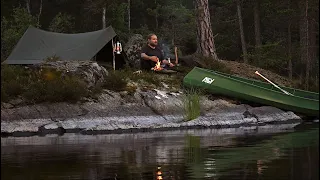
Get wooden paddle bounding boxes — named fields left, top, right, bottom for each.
left=255, top=71, right=293, bottom=96
left=175, top=46, right=178, bottom=65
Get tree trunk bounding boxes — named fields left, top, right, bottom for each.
left=155, top=13, right=158, bottom=30
left=253, top=0, right=262, bottom=62
left=194, top=0, right=218, bottom=60
left=305, top=0, right=309, bottom=90
left=299, top=0, right=310, bottom=89
left=26, top=0, right=31, bottom=15
left=309, top=15, right=317, bottom=83
left=102, top=6, right=106, bottom=29
left=288, top=22, right=293, bottom=80
left=287, top=0, right=293, bottom=80
left=171, top=17, right=175, bottom=45
left=253, top=0, right=261, bottom=47
left=128, top=0, right=131, bottom=32
left=299, top=12, right=306, bottom=84
left=37, top=0, right=43, bottom=26
left=155, top=0, right=158, bottom=30
left=236, top=0, right=248, bottom=63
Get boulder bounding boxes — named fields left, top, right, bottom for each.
left=124, top=34, right=145, bottom=69
left=1, top=102, right=88, bottom=121
left=1, top=102, right=14, bottom=109
left=247, top=106, right=301, bottom=123
left=32, top=60, right=108, bottom=89
left=140, top=90, right=185, bottom=115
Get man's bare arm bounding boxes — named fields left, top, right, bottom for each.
left=141, top=53, right=159, bottom=62
left=141, top=53, right=150, bottom=60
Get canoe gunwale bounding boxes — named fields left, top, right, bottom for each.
left=205, top=68, right=318, bottom=95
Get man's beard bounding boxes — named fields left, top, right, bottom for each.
left=149, top=43, right=157, bottom=47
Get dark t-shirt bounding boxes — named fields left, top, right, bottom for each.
left=140, top=45, right=164, bottom=70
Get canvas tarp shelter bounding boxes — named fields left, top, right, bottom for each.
left=3, top=25, right=123, bottom=65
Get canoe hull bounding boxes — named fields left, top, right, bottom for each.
left=183, top=67, right=319, bottom=117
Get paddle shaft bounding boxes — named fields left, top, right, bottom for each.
left=255, top=71, right=292, bottom=95
left=174, top=46, right=178, bottom=64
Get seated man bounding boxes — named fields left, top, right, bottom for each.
left=140, top=34, right=174, bottom=70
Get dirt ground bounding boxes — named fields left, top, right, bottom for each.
left=219, top=60, right=297, bottom=87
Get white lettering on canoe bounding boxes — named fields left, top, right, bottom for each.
left=202, top=77, right=215, bottom=84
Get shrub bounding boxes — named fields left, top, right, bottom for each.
left=1, top=65, right=89, bottom=103
left=23, top=74, right=88, bottom=103
left=1, top=65, right=29, bottom=101
left=22, top=79, right=47, bottom=102
left=2, top=79, right=24, bottom=97
left=102, top=69, right=163, bottom=91
left=1, top=65, right=29, bottom=81
left=134, top=72, right=161, bottom=87
left=183, top=88, right=201, bottom=121
left=102, top=70, right=128, bottom=91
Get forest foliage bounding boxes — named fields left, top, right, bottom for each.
left=1, top=0, right=319, bottom=91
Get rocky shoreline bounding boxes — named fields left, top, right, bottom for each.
left=1, top=88, right=303, bottom=137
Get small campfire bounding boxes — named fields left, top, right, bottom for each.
left=151, top=60, right=163, bottom=71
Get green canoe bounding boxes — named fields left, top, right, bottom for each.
left=183, top=67, right=319, bottom=117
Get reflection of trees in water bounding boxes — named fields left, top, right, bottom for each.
left=1, top=128, right=318, bottom=179
left=183, top=135, right=208, bottom=179
left=214, top=129, right=319, bottom=180
left=1, top=149, right=94, bottom=180
left=177, top=129, right=319, bottom=180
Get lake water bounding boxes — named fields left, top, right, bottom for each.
left=1, top=123, right=318, bottom=180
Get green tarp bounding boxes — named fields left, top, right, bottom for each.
left=3, top=26, right=117, bottom=64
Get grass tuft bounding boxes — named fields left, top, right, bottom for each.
left=183, top=88, right=201, bottom=121
left=102, top=70, right=128, bottom=92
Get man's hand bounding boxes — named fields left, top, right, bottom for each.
left=149, top=56, right=159, bottom=62
left=162, top=60, right=175, bottom=67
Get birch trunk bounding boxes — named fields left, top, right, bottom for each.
left=26, top=0, right=31, bottom=15
left=37, top=0, right=43, bottom=26
left=102, top=6, right=106, bottom=29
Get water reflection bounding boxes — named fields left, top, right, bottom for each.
left=1, top=124, right=318, bottom=180
left=156, top=166, right=163, bottom=180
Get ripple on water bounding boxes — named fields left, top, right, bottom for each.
left=1, top=124, right=318, bottom=180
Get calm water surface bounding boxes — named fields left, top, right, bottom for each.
left=1, top=123, right=319, bottom=180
